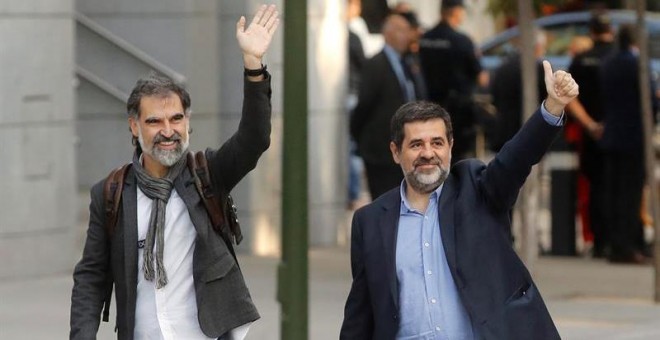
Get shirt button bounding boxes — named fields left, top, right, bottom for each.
left=427, top=270, right=433, bottom=275
left=424, top=242, right=430, bottom=247
left=431, top=298, right=437, bottom=304
left=436, top=326, right=441, bottom=331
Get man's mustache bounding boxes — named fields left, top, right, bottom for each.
left=413, top=156, right=441, bottom=167
left=153, top=132, right=182, bottom=144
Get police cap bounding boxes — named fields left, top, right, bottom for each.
left=441, top=0, right=465, bottom=10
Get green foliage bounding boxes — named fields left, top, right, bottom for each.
left=486, top=0, right=569, bottom=16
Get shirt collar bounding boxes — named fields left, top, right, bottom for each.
left=383, top=44, right=402, bottom=60
left=399, top=180, right=444, bottom=213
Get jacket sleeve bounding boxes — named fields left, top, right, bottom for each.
left=340, top=211, right=374, bottom=339
left=70, top=182, right=112, bottom=339
left=206, top=74, right=272, bottom=193
left=480, top=110, right=562, bottom=212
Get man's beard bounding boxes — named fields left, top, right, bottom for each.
left=138, top=129, right=189, bottom=167
left=404, top=156, right=450, bottom=194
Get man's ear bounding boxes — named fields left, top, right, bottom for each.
left=390, top=141, right=401, bottom=164
left=128, top=117, right=139, bottom=138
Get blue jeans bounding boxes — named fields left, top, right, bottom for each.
left=349, top=140, right=364, bottom=202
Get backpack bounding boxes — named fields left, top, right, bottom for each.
left=99, top=150, right=242, bottom=322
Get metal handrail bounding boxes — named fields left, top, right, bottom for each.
left=75, top=12, right=187, bottom=85
left=76, top=66, right=129, bottom=103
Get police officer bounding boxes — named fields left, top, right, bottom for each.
left=566, top=12, right=615, bottom=258
left=419, top=0, right=483, bottom=161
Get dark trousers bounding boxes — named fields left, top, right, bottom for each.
left=364, top=162, right=403, bottom=200
left=581, top=138, right=609, bottom=254
left=588, top=169, right=609, bottom=254
left=604, top=149, right=645, bottom=259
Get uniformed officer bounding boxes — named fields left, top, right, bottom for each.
left=419, top=0, right=483, bottom=161
left=566, top=12, right=615, bottom=258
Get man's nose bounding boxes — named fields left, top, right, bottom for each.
left=420, top=144, right=434, bottom=157
left=161, top=121, right=174, bottom=137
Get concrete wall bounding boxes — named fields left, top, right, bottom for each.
left=0, top=0, right=78, bottom=278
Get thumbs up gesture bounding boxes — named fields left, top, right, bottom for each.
left=542, top=60, right=579, bottom=116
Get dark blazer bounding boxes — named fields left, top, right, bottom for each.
left=70, top=76, right=272, bottom=340
left=350, top=50, right=408, bottom=165
left=599, top=49, right=655, bottom=152
left=419, top=21, right=481, bottom=105
left=341, top=111, right=561, bottom=340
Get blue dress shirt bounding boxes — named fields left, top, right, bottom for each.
left=540, top=100, right=564, bottom=126
left=395, top=183, right=475, bottom=340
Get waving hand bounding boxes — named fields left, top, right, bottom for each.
left=236, top=4, right=280, bottom=70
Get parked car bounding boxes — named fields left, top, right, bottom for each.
left=479, top=10, right=660, bottom=74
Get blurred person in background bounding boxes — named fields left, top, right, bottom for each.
left=599, top=24, right=656, bottom=264
left=348, top=0, right=385, bottom=58
left=566, top=12, right=615, bottom=258
left=488, top=30, right=548, bottom=153
left=568, top=36, right=594, bottom=57
left=393, top=2, right=424, bottom=52
left=419, top=0, right=486, bottom=162
left=351, top=13, right=424, bottom=200
left=393, top=3, right=428, bottom=101
left=564, top=34, right=593, bottom=253
left=347, top=0, right=368, bottom=209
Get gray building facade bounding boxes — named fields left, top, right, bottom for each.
left=0, top=0, right=78, bottom=278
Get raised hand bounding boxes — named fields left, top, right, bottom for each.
left=236, top=4, right=280, bottom=69
left=543, top=60, right=579, bottom=115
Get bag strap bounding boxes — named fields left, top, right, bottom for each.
left=103, top=163, right=132, bottom=238
left=188, top=151, right=225, bottom=233
left=187, top=151, right=241, bottom=262
left=99, top=163, right=131, bottom=323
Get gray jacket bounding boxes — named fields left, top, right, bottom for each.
left=70, top=76, right=272, bottom=340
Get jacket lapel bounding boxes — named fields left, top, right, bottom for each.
left=378, top=190, right=402, bottom=310
left=438, top=175, right=458, bottom=278
left=122, top=168, right=138, bottom=326
left=174, top=168, right=209, bottom=240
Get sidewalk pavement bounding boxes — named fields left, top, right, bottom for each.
left=2, top=247, right=660, bottom=339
